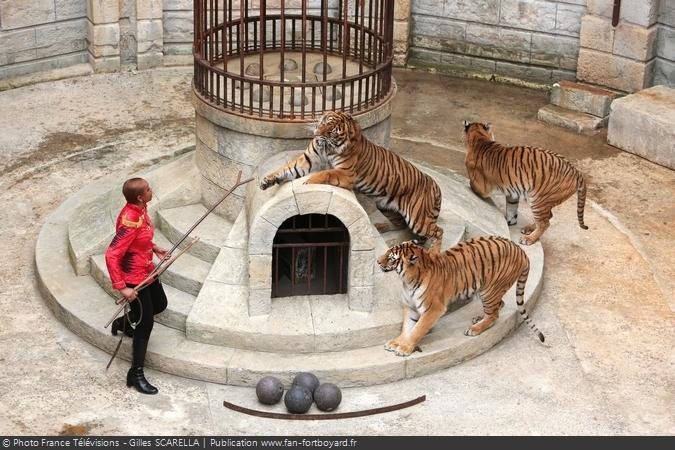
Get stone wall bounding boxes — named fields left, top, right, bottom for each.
left=0, top=0, right=89, bottom=80
left=655, top=0, right=675, bottom=86
left=408, top=0, right=587, bottom=83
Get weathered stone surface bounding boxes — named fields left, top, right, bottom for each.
left=499, top=0, right=556, bottom=32
left=208, top=246, right=247, bottom=284
left=607, top=85, right=675, bottom=169
left=586, top=0, right=613, bottom=18
left=537, top=104, right=607, bottom=134
left=88, top=21, right=120, bottom=47
left=195, top=141, right=256, bottom=196
left=577, top=48, right=654, bottom=93
left=0, top=29, right=36, bottom=66
left=136, top=19, right=163, bottom=52
left=348, top=285, right=374, bottom=312
left=555, top=3, right=585, bottom=37
left=136, top=0, right=162, bottom=20
left=394, top=0, right=411, bottom=21
left=660, top=0, right=675, bottom=27
left=440, top=53, right=496, bottom=73
left=88, top=54, right=120, bottom=72
left=411, top=0, right=444, bottom=16
left=0, top=0, right=55, bottom=30
left=35, top=19, right=87, bottom=59
left=164, top=0, right=194, bottom=10
left=619, top=0, right=659, bottom=27
left=293, top=183, right=334, bottom=216
left=656, top=26, right=674, bottom=63
left=55, top=0, right=86, bottom=20
left=349, top=250, right=375, bottom=287
left=550, top=80, right=619, bottom=117
left=580, top=15, right=614, bottom=53
left=466, top=24, right=531, bottom=63
left=163, top=11, right=193, bottom=43
left=411, top=16, right=466, bottom=54
left=495, top=61, right=552, bottom=82
left=612, top=22, right=657, bottom=62
left=531, top=34, right=579, bottom=70
left=248, top=288, right=272, bottom=316
left=86, top=0, right=119, bottom=24
left=653, top=58, right=675, bottom=87
left=249, top=254, right=272, bottom=290
left=444, top=0, right=500, bottom=25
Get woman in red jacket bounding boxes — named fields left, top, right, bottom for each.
left=105, top=177, right=168, bottom=395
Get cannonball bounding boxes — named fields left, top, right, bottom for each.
left=255, top=376, right=284, bottom=405
left=314, top=383, right=342, bottom=412
left=284, top=385, right=313, bottom=414
left=313, top=62, right=332, bottom=75
left=292, top=372, right=320, bottom=395
left=280, top=58, right=298, bottom=71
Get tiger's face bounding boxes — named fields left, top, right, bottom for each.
left=377, top=241, right=423, bottom=275
left=313, top=111, right=358, bottom=155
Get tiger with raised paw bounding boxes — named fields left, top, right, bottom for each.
left=260, top=111, right=444, bottom=252
left=377, top=237, right=544, bottom=357
left=463, top=121, right=588, bottom=245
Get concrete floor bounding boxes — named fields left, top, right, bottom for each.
left=0, top=66, right=673, bottom=435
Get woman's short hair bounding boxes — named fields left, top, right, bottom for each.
left=122, top=178, right=147, bottom=203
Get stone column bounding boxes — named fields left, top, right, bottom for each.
left=577, top=0, right=660, bottom=92
left=136, top=0, right=164, bottom=69
left=393, top=0, right=411, bottom=67
left=86, top=0, right=164, bottom=72
left=87, top=0, right=121, bottom=72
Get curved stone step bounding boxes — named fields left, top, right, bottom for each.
left=37, top=217, right=543, bottom=387
left=151, top=231, right=210, bottom=296
left=89, top=254, right=196, bottom=332
left=157, top=203, right=234, bottom=263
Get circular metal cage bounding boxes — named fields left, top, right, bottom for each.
left=193, top=0, right=395, bottom=121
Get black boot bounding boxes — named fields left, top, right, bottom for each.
left=126, top=366, right=158, bottom=394
left=111, top=317, right=134, bottom=338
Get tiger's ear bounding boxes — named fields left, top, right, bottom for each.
left=463, top=120, right=470, bottom=131
left=483, top=122, right=492, bottom=131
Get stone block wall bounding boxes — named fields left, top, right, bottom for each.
left=655, top=0, right=675, bottom=86
left=408, top=0, right=587, bottom=83
left=577, top=0, right=667, bottom=92
left=0, top=0, right=89, bottom=80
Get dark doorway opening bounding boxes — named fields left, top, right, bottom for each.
left=272, top=214, right=349, bottom=298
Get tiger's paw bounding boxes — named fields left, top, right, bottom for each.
left=471, top=315, right=484, bottom=325
left=519, top=234, right=537, bottom=246
left=384, top=338, right=400, bottom=353
left=520, top=224, right=535, bottom=234
left=464, top=327, right=479, bottom=337
left=259, top=175, right=278, bottom=190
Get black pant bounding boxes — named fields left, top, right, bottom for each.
left=127, top=279, right=167, bottom=368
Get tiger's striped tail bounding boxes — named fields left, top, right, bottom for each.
left=576, top=177, right=589, bottom=230
left=515, top=263, right=545, bottom=343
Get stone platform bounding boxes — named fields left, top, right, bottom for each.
left=608, top=85, right=675, bottom=170
left=36, top=151, right=544, bottom=387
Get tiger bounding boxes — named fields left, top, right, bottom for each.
left=377, top=237, right=545, bottom=357
left=260, top=111, right=444, bottom=252
left=463, top=121, right=588, bottom=245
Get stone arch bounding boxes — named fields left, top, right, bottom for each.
left=247, top=179, right=375, bottom=316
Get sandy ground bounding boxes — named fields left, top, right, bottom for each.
left=0, top=66, right=673, bottom=435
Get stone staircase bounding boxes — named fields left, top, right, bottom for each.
left=538, top=80, right=620, bottom=134
left=36, top=152, right=545, bottom=387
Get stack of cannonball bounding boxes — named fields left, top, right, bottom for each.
left=255, top=372, right=342, bottom=414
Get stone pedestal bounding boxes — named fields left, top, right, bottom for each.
left=191, top=83, right=396, bottom=222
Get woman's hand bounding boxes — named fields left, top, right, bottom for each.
left=153, top=245, right=169, bottom=260
left=119, top=287, right=138, bottom=302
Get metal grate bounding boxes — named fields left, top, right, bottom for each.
left=272, top=214, right=349, bottom=298
left=193, top=0, right=395, bottom=121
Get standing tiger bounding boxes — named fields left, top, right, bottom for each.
left=463, top=121, right=588, bottom=245
left=377, top=237, right=545, bottom=357
left=259, top=111, right=444, bottom=252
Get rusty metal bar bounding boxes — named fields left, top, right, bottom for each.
left=612, top=0, right=621, bottom=27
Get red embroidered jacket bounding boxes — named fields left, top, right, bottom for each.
left=105, top=203, right=156, bottom=289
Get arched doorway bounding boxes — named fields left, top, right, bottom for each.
left=271, top=213, right=349, bottom=298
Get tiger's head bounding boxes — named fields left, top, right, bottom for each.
left=313, top=111, right=361, bottom=155
left=463, top=120, right=494, bottom=142
left=377, top=241, right=426, bottom=276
